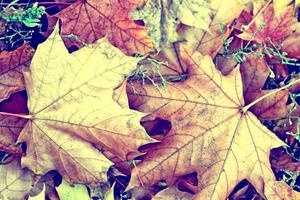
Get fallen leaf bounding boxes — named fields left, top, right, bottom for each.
left=127, top=44, right=284, bottom=199
left=0, top=43, right=35, bottom=102
left=265, top=181, right=300, bottom=200
left=178, top=0, right=248, bottom=57
left=152, top=187, right=193, bottom=200
left=56, top=0, right=154, bottom=55
left=271, top=148, right=300, bottom=172
left=239, top=3, right=296, bottom=44
left=56, top=180, right=89, bottom=200
left=131, top=0, right=212, bottom=50
left=0, top=115, right=27, bottom=153
left=17, top=24, right=154, bottom=184
left=240, top=55, right=289, bottom=120
left=0, top=159, right=33, bottom=200
left=282, top=33, right=300, bottom=59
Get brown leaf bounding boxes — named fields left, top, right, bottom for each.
left=0, top=116, right=27, bottom=153
left=0, top=44, right=35, bottom=102
left=271, top=148, right=300, bottom=172
left=0, top=159, right=33, bottom=200
left=127, top=44, right=284, bottom=199
left=240, top=55, right=289, bottom=120
left=282, top=33, right=300, bottom=59
left=239, top=4, right=296, bottom=44
left=55, top=0, right=154, bottom=55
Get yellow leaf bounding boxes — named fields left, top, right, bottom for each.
left=17, top=24, right=154, bottom=184
left=0, top=160, right=33, bottom=200
left=56, top=180, right=89, bottom=200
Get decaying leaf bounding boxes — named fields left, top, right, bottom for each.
left=127, top=44, right=284, bottom=199
left=0, top=159, right=33, bottom=200
left=178, top=0, right=248, bottom=57
left=265, top=181, right=300, bottom=200
left=56, top=0, right=154, bottom=55
left=17, top=24, right=154, bottom=184
left=131, top=0, right=212, bottom=50
left=0, top=43, right=35, bottom=102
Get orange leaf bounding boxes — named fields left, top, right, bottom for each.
left=239, top=4, right=296, bottom=44
left=55, top=0, right=154, bottom=55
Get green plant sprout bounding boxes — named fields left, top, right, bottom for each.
left=128, top=57, right=168, bottom=94
left=0, top=1, right=45, bottom=28
left=219, top=23, right=300, bottom=67
left=0, top=0, right=45, bottom=50
left=278, top=169, right=300, bottom=191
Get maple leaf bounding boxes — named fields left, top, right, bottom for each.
left=239, top=3, right=296, bottom=44
left=0, top=43, right=35, bottom=102
left=55, top=0, right=154, bottom=55
left=15, top=24, right=154, bottom=184
left=178, top=0, right=248, bottom=57
left=0, top=159, right=33, bottom=200
left=240, top=55, right=289, bottom=120
left=126, top=44, right=287, bottom=199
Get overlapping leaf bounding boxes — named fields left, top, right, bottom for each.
left=178, top=0, right=249, bottom=57
left=131, top=0, right=212, bottom=50
left=55, top=0, right=154, bottom=55
left=17, top=25, right=154, bottom=184
left=127, top=44, right=284, bottom=199
left=239, top=3, right=296, bottom=44
left=0, top=160, right=33, bottom=200
left=0, top=44, right=35, bottom=102
left=240, top=55, right=289, bottom=120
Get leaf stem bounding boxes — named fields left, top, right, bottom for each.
left=0, top=111, right=32, bottom=119
left=242, top=78, right=300, bottom=113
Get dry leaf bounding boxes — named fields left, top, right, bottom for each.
left=0, top=159, right=33, bottom=200
left=265, top=181, right=300, bottom=200
left=178, top=0, right=248, bottom=57
left=240, top=55, right=289, bottom=120
left=55, top=0, right=154, bottom=55
left=127, top=44, right=284, bottom=199
left=0, top=115, right=27, bottom=153
left=152, top=187, right=193, bottom=200
left=282, top=33, right=300, bottom=59
left=239, top=3, right=296, bottom=44
left=0, top=43, right=35, bottom=102
left=17, top=24, right=154, bottom=184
